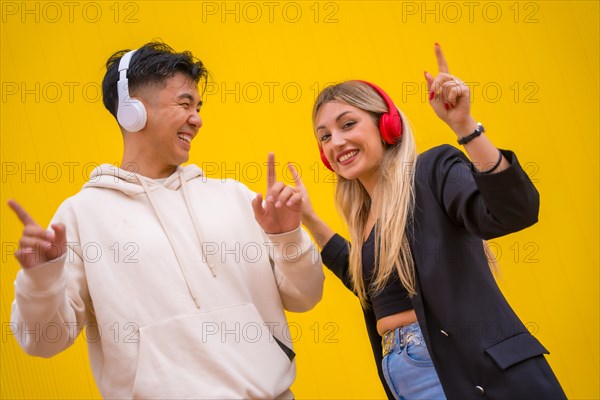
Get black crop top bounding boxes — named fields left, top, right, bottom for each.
left=362, top=227, right=413, bottom=321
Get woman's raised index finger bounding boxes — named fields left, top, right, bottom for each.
left=435, top=43, right=450, bottom=74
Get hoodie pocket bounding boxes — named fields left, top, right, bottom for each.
left=131, top=303, right=294, bottom=399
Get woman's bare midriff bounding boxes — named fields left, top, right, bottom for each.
left=377, top=309, right=418, bottom=336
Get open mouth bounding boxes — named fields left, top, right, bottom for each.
left=337, top=150, right=358, bottom=163
left=177, top=132, right=192, bottom=143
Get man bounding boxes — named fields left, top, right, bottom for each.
left=8, top=42, right=324, bottom=399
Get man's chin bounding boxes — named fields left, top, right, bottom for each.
left=177, top=153, right=191, bottom=165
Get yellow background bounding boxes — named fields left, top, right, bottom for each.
left=1, top=1, right=598, bottom=399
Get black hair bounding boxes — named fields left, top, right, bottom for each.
left=102, top=41, right=208, bottom=120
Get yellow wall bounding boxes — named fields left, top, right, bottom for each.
left=1, top=1, right=598, bottom=399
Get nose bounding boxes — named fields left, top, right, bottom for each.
left=330, top=130, right=346, bottom=148
left=188, top=111, right=202, bottom=130
left=321, top=130, right=344, bottom=165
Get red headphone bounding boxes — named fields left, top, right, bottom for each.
left=318, top=80, right=403, bottom=171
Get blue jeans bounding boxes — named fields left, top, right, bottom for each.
left=382, top=322, right=446, bottom=400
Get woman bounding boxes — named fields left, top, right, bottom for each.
left=284, top=44, right=566, bottom=399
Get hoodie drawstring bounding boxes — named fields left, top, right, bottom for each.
left=179, top=169, right=217, bottom=277
left=137, top=175, right=203, bottom=309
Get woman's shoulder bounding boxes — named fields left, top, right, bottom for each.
left=415, top=144, right=469, bottom=176
left=417, top=144, right=465, bottom=163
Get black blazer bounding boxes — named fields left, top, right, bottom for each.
left=321, top=145, right=566, bottom=399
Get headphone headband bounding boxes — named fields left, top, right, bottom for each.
left=118, top=49, right=137, bottom=81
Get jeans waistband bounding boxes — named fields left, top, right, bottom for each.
left=382, top=322, right=423, bottom=358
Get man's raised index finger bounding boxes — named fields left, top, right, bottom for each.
left=8, top=200, right=38, bottom=226
left=267, top=152, right=276, bottom=189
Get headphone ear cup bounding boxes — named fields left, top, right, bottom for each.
left=116, top=50, right=147, bottom=133
left=117, top=98, right=147, bottom=132
left=379, top=111, right=402, bottom=144
left=356, top=80, right=403, bottom=144
left=319, top=146, right=334, bottom=171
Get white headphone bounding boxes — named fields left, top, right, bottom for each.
left=116, top=49, right=147, bottom=132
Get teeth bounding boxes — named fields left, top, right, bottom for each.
left=338, top=150, right=358, bottom=163
left=177, top=133, right=191, bottom=143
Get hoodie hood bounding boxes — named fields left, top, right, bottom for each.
left=83, top=163, right=204, bottom=194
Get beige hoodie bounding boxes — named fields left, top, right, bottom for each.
left=11, top=164, right=324, bottom=399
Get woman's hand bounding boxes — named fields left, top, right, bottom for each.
left=424, top=43, right=510, bottom=174
left=424, top=43, right=478, bottom=137
left=287, top=164, right=334, bottom=248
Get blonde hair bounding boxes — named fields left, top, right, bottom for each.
left=313, top=81, right=418, bottom=306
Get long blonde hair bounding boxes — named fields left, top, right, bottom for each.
left=313, top=81, right=418, bottom=306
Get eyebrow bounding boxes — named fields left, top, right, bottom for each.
left=316, top=110, right=353, bottom=132
left=177, top=93, right=203, bottom=107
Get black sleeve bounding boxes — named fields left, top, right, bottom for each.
left=419, top=145, right=540, bottom=240
left=320, top=233, right=354, bottom=292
